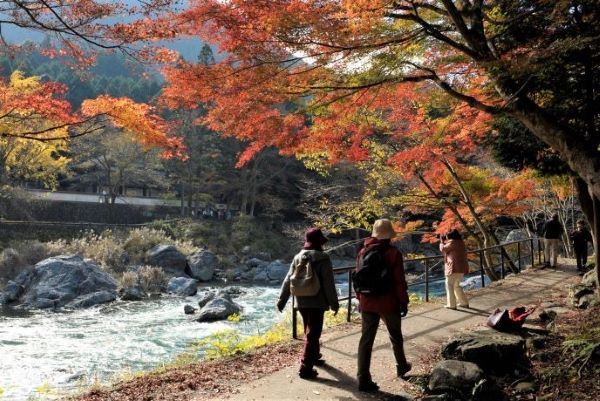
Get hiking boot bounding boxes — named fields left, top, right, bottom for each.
left=358, top=380, right=379, bottom=392
left=314, top=358, right=326, bottom=366
left=299, top=368, right=318, bottom=380
left=397, top=363, right=412, bottom=377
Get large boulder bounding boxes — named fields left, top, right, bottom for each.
left=146, top=245, right=187, bottom=276
left=441, top=330, right=526, bottom=374
left=187, top=249, right=218, bottom=282
left=2, top=255, right=117, bottom=309
left=428, top=360, right=484, bottom=395
left=167, top=277, right=198, bottom=296
left=196, top=297, right=242, bottom=322
left=266, top=260, right=289, bottom=282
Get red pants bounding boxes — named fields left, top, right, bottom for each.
left=298, top=308, right=324, bottom=369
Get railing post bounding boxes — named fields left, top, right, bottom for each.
left=425, top=259, right=430, bottom=302
left=517, top=241, right=521, bottom=272
left=479, top=250, right=485, bottom=288
left=530, top=238, right=534, bottom=268
left=347, top=267, right=352, bottom=322
left=501, top=247, right=505, bottom=279
left=292, top=297, right=298, bottom=340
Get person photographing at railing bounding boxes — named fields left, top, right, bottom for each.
left=439, top=229, right=470, bottom=310
left=352, top=218, right=411, bottom=393
left=277, top=227, right=339, bottom=380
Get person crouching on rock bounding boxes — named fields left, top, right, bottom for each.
left=439, top=229, right=470, bottom=310
left=277, top=227, right=339, bottom=380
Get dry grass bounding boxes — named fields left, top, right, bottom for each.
left=119, top=272, right=138, bottom=289
left=137, top=265, right=167, bottom=293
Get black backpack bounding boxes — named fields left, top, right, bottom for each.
left=352, top=244, right=392, bottom=295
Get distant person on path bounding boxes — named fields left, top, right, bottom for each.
left=439, top=229, right=470, bottom=310
left=354, top=219, right=411, bottom=393
left=542, top=214, right=563, bottom=268
left=277, top=228, right=339, bottom=380
left=570, top=220, right=593, bottom=271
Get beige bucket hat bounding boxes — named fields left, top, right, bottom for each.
left=372, top=218, right=396, bottom=240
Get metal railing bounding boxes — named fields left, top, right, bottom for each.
left=291, top=237, right=545, bottom=338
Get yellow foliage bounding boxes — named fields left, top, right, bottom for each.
left=0, top=70, right=70, bottom=187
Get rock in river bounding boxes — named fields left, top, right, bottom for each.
left=167, top=277, right=198, bottom=296
left=186, top=249, right=218, bottom=282
left=146, top=245, right=188, bottom=276
left=1, top=255, right=117, bottom=310
left=196, top=297, right=242, bottom=322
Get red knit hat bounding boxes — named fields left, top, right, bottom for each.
left=304, top=227, right=328, bottom=249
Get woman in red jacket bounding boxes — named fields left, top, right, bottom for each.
left=355, top=219, right=411, bottom=392
left=439, top=229, right=470, bottom=309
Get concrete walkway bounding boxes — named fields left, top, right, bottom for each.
left=217, top=264, right=580, bottom=401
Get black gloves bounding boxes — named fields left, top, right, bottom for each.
left=277, top=299, right=286, bottom=312
left=399, top=303, right=408, bottom=318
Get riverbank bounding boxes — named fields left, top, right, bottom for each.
left=69, top=263, right=585, bottom=401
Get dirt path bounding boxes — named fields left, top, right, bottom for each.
left=209, top=264, right=580, bottom=401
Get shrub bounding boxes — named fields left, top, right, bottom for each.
left=123, top=228, right=170, bottom=261
left=137, top=265, right=167, bottom=293
left=11, top=240, right=49, bottom=265
left=45, top=231, right=127, bottom=273
left=0, top=248, right=24, bottom=281
left=119, top=271, right=138, bottom=289
left=123, top=227, right=195, bottom=262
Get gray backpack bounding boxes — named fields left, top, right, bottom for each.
left=290, top=256, right=321, bottom=296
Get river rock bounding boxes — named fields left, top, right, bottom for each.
left=167, top=277, right=198, bottom=296
left=184, top=304, right=197, bottom=315
left=119, top=286, right=146, bottom=301
left=196, top=297, right=242, bottom=322
left=441, top=329, right=526, bottom=374
left=186, top=249, right=217, bottom=282
left=428, top=360, right=484, bottom=395
left=267, top=260, right=288, bottom=282
left=6, top=255, right=118, bottom=310
left=198, top=291, right=216, bottom=308
left=2, top=280, right=24, bottom=302
left=217, top=286, right=247, bottom=300
left=251, top=269, right=267, bottom=282
left=69, top=291, right=116, bottom=308
left=146, top=245, right=188, bottom=276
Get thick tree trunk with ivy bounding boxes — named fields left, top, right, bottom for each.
left=575, top=178, right=600, bottom=296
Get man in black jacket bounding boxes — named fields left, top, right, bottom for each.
left=542, top=214, right=562, bottom=268
left=570, top=220, right=593, bottom=271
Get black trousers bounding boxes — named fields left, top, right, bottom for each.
left=357, top=310, right=408, bottom=382
left=575, top=246, right=588, bottom=270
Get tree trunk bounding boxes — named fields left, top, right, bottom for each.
left=509, top=98, right=600, bottom=201
left=416, top=172, right=499, bottom=280
left=442, top=160, right=519, bottom=274
left=575, top=178, right=600, bottom=294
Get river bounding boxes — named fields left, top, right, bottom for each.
left=0, top=274, right=487, bottom=401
